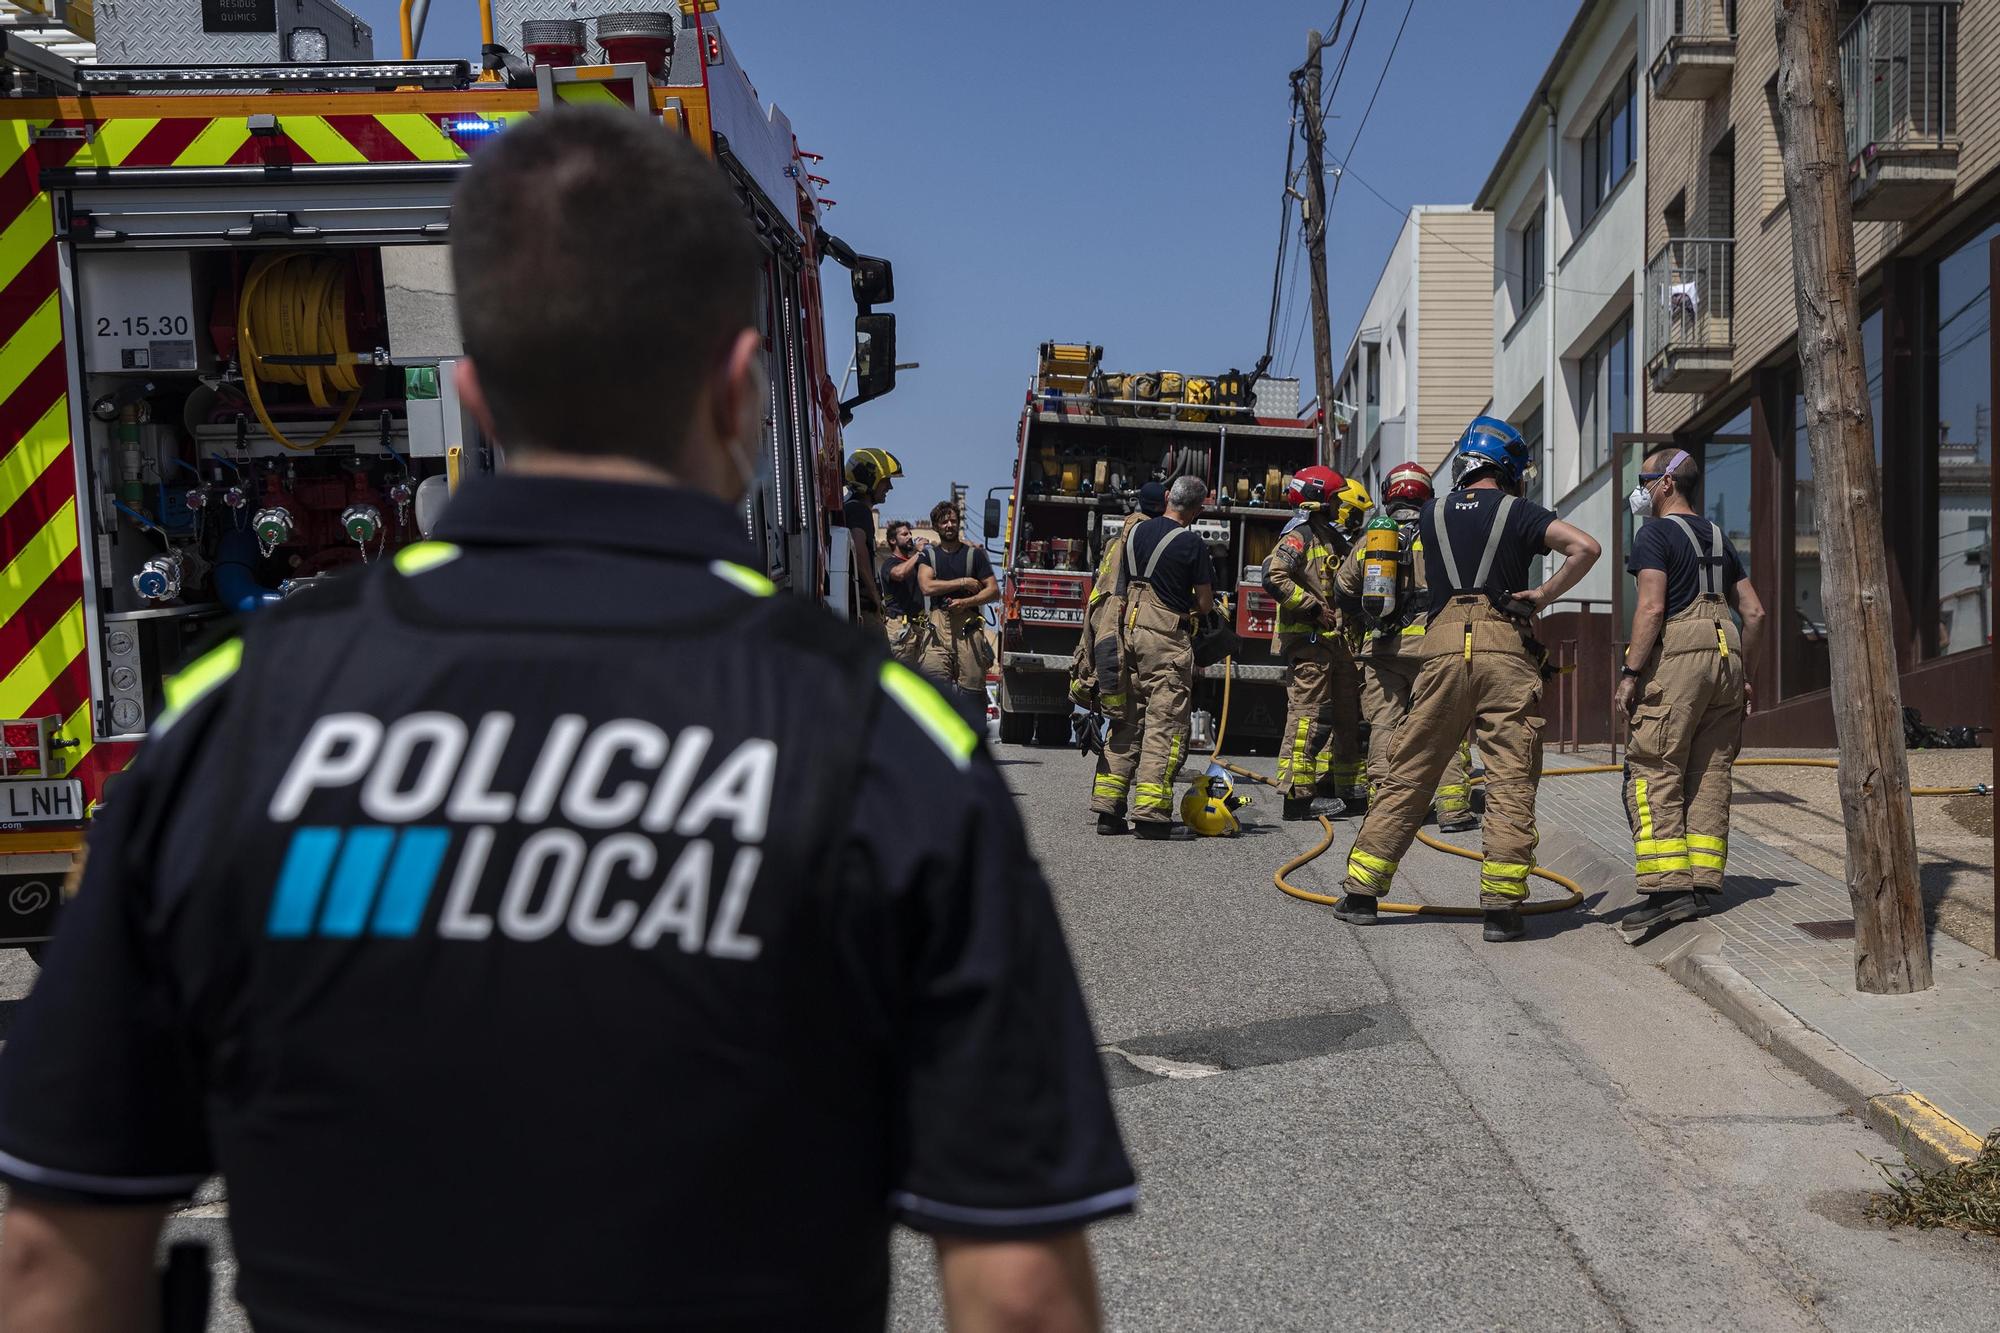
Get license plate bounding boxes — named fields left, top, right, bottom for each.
left=0, top=779, right=84, bottom=827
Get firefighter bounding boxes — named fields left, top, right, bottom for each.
left=915, top=499, right=999, bottom=701
left=844, top=446, right=902, bottom=625
left=1123, top=475, right=1215, bottom=838
left=1334, top=461, right=1476, bottom=833
left=1615, top=448, right=1767, bottom=943
left=1333, top=417, right=1600, bottom=941
left=0, top=111, right=1132, bottom=1331
left=878, top=518, right=927, bottom=665
left=1263, top=465, right=1354, bottom=821
left=1079, top=481, right=1167, bottom=834
left=1319, top=474, right=1376, bottom=806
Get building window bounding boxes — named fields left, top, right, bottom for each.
left=1582, top=63, right=1636, bottom=224
left=1703, top=407, right=1753, bottom=579
left=1578, top=313, right=1633, bottom=476
left=1931, top=221, right=1997, bottom=656
left=1519, top=208, right=1545, bottom=308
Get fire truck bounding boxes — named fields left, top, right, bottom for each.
left=987, top=342, right=1320, bottom=747
left=0, top=0, right=898, bottom=952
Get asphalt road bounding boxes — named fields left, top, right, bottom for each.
left=888, top=742, right=2000, bottom=1331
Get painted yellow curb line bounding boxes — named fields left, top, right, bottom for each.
left=1867, top=1091, right=1985, bottom=1168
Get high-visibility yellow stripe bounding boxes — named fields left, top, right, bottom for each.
left=1482, top=861, right=1532, bottom=882
left=1165, top=734, right=1185, bottom=783
left=1632, top=777, right=1655, bottom=843
left=1349, top=848, right=1397, bottom=875
left=154, top=636, right=243, bottom=735
left=1100, top=690, right=1126, bottom=709
left=393, top=541, right=461, bottom=575
left=0, top=599, right=83, bottom=719
left=176, top=117, right=253, bottom=167
left=1634, top=837, right=1687, bottom=856
left=279, top=115, right=367, bottom=164
left=0, top=397, right=69, bottom=520
left=376, top=113, right=461, bottom=162
left=1637, top=854, right=1693, bottom=873
left=67, top=117, right=159, bottom=169
left=1133, top=782, right=1173, bottom=811
left=0, top=294, right=60, bottom=405
left=1093, top=775, right=1128, bottom=797
left=0, top=192, right=53, bottom=292
left=1686, top=833, right=1726, bottom=853
left=59, top=696, right=90, bottom=776
left=709, top=560, right=774, bottom=597
left=0, top=120, right=38, bottom=175
left=879, top=660, right=976, bottom=769
left=1689, top=851, right=1726, bottom=870
left=557, top=80, right=626, bottom=107
left=0, top=498, right=77, bottom=627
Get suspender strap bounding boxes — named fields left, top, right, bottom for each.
left=1431, top=491, right=1516, bottom=595
left=1664, top=515, right=1723, bottom=595
left=1137, top=524, right=1191, bottom=581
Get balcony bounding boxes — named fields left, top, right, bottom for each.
left=1646, top=238, right=1734, bottom=395
left=1649, top=0, right=1737, bottom=101
left=1841, top=1, right=1960, bottom=221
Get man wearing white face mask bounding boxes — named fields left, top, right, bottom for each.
left=0, top=110, right=1133, bottom=1333
left=1615, top=448, right=1767, bottom=943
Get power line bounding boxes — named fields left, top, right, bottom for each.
left=1320, top=0, right=1367, bottom=117
left=1327, top=0, right=1415, bottom=217
left=1262, top=96, right=1301, bottom=365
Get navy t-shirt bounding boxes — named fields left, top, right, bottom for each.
left=1627, top=513, right=1747, bottom=617
left=1419, top=488, right=1557, bottom=608
left=922, top=543, right=994, bottom=610
left=878, top=552, right=925, bottom=618
left=1125, top=516, right=1216, bottom=615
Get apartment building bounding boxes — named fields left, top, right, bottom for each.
left=1644, top=0, right=1993, bottom=741
left=1332, top=206, right=1493, bottom=499
left=1475, top=0, right=1646, bottom=615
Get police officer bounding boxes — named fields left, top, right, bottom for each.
left=0, top=111, right=1132, bottom=1332
left=878, top=518, right=927, bottom=666
left=1080, top=481, right=1167, bottom=834
left=1263, top=465, right=1353, bottom=821
left=1334, top=418, right=1600, bottom=941
left=915, top=499, right=999, bottom=700
left=844, top=446, right=902, bottom=624
left=1334, top=461, right=1476, bottom=833
left=1616, top=448, right=1767, bottom=942
left=1123, top=475, right=1215, bottom=838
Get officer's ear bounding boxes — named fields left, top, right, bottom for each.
left=712, top=327, right=765, bottom=449
left=456, top=358, right=500, bottom=449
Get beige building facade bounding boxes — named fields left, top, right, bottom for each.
left=1641, top=0, right=1993, bottom=741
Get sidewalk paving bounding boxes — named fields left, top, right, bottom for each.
left=1530, top=746, right=2000, bottom=1166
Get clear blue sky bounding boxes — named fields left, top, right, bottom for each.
left=350, top=0, right=1579, bottom=532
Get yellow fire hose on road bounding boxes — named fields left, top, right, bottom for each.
left=1206, top=658, right=1991, bottom=920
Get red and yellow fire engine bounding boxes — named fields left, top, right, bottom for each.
left=0, top=0, right=897, bottom=951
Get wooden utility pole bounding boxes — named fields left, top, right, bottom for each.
left=1297, top=31, right=1338, bottom=465
left=1774, top=0, right=1930, bottom=994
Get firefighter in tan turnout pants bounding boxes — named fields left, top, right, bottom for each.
left=1122, top=476, right=1216, bottom=838
left=1615, top=449, right=1767, bottom=943
left=1263, top=466, right=1359, bottom=822
left=916, top=499, right=1000, bottom=700
left=1079, top=482, right=1168, bottom=834
left=1333, top=418, right=1600, bottom=942
left=1334, top=461, right=1476, bottom=833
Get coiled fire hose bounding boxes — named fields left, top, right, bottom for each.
left=237, top=253, right=368, bottom=452
left=1207, top=658, right=1991, bottom=919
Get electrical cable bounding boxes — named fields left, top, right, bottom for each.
left=1326, top=0, right=1416, bottom=217
left=237, top=253, right=368, bottom=453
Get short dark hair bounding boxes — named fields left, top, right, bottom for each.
left=451, top=109, right=762, bottom=463
left=931, top=500, right=959, bottom=527
left=1647, top=449, right=1702, bottom=502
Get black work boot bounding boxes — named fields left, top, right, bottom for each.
left=1096, top=813, right=1130, bottom=837
left=1618, top=891, right=1703, bottom=944
left=1482, top=907, right=1526, bottom=942
left=1317, top=779, right=1363, bottom=814
left=1435, top=809, right=1479, bottom=835
left=1133, top=820, right=1175, bottom=841
left=1282, top=793, right=1347, bottom=822
left=1332, top=893, right=1379, bottom=924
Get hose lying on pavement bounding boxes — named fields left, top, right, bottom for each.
left=1206, top=659, right=1991, bottom=920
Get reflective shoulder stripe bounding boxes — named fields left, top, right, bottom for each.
left=155, top=636, right=243, bottom=735
left=393, top=541, right=461, bottom=575
left=1664, top=515, right=1722, bottom=595
left=710, top=560, right=775, bottom=597
left=1140, top=524, right=1192, bottom=581
left=879, top=660, right=977, bottom=768
left=1469, top=494, right=1516, bottom=592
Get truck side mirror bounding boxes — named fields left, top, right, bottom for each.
left=850, top=255, right=894, bottom=308
left=983, top=496, right=1003, bottom=546
left=845, top=313, right=897, bottom=413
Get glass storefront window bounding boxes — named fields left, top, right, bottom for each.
left=1791, top=391, right=1831, bottom=693
left=1933, top=222, right=1996, bottom=656
left=1703, top=408, right=1753, bottom=578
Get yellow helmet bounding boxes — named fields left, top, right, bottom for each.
left=1333, top=476, right=1374, bottom=533
left=845, top=447, right=903, bottom=490
left=1180, top=767, right=1249, bottom=837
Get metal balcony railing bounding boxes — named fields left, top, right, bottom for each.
left=1646, top=237, right=1735, bottom=358
left=1651, top=0, right=1737, bottom=47
left=1841, top=1, right=1959, bottom=160
left=1649, top=0, right=1738, bottom=99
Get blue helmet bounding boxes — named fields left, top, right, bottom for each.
left=1452, top=416, right=1532, bottom=487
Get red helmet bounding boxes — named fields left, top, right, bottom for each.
left=1384, top=461, right=1433, bottom=507
left=1285, top=465, right=1345, bottom=509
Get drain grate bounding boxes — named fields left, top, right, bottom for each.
left=1795, top=918, right=1857, bottom=941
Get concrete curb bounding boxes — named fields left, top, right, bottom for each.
left=1658, top=934, right=1984, bottom=1172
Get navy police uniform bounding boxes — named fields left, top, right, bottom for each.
left=0, top=475, right=1134, bottom=1332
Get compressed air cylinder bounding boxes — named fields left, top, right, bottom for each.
left=1360, top=513, right=1401, bottom=620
